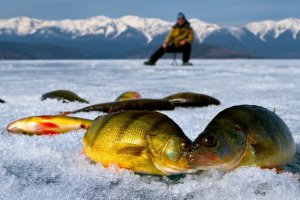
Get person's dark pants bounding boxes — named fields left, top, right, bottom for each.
left=149, top=43, right=192, bottom=63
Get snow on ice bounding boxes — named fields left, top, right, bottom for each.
left=0, top=60, right=299, bottom=200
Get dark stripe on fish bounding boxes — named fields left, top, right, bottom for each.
left=90, top=112, right=123, bottom=147
left=147, top=114, right=171, bottom=136
left=117, top=112, right=152, bottom=139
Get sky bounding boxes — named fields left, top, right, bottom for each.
left=0, top=0, right=300, bottom=25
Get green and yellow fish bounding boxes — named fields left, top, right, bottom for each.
left=115, top=91, right=142, bottom=101
left=163, top=92, right=220, bottom=107
left=62, top=99, right=175, bottom=114
left=8, top=105, right=295, bottom=176
left=83, top=111, right=194, bottom=175
left=187, top=105, right=296, bottom=171
left=7, top=115, right=93, bottom=135
left=41, top=90, right=89, bottom=103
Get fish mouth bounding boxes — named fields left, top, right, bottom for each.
left=187, top=153, right=217, bottom=169
left=187, top=151, right=245, bottom=171
left=6, top=121, right=28, bottom=134
left=6, top=122, right=21, bottom=133
left=211, top=98, right=221, bottom=105
left=153, top=160, right=196, bottom=175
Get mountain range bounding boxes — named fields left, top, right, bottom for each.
left=1, top=16, right=300, bottom=59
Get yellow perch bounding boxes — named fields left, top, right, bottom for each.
left=7, top=115, right=93, bottom=135
left=115, top=91, right=142, bottom=101
left=187, top=105, right=296, bottom=171
left=41, top=90, right=89, bottom=103
left=83, top=111, right=195, bottom=175
left=9, top=105, right=295, bottom=176
left=163, top=92, right=220, bottom=107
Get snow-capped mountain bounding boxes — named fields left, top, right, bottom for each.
left=0, top=16, right=130, bottom=38
left=246, top=18, right=300, bottom=41
left=118, top=15, right=172, bottom=43
left=0, top=15, right=221, bottom=42
left=1, top=16, right=300, bottom=59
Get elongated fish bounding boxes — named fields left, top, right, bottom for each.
left=115, top=91, right=142, bottom=101
left=163, top=92, right=220, bottom=107
left=62, top=99, right=175, bottom=115
left=41, top=90, right=89, bottom=103
left=7, top=115, right=93, bottom=135
left=83, top=111, right=195, bottom=175
left=187, top=105, right=296, bottom=171
left=0, top=98, right=5, bottom=103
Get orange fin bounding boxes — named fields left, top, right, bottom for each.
left=275, top=167, right=284, bottom=174
left=260, top=166, right=284, bottom=174
left=40, top=130, right=59, bottom=135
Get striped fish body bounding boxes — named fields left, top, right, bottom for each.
left=41, top=90, right=89, bottom=103
left=66, top=99, right=175, bottom=114
left=163, top=92, right=220, bottom=107
left=83, top=111, right=193, bottom=175
left=7, top=115, right=93, bottom=135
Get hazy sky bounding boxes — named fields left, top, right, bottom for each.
left=0, top=0, right=300, bottom=25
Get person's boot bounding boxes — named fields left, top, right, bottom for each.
left=182, top=62, right=193, bottom=66
left=144, top=60, right=156, bottom=66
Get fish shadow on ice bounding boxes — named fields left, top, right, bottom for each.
left=283, top=144, right=300, bottom=174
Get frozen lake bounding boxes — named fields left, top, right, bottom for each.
left=0, top=59, right=299, bottom=200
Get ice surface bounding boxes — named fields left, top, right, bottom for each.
left=0, top=59, right=299, bottom=200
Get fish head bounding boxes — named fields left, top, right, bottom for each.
left=6, top=118, right=35, bottom=134
left=6, top=116, right=55, bottom=134
left=148, top=132, right=193, bottom=174
left=163, top=135, right=190, bottom=162
left=187, top=119, right=247, bottom=171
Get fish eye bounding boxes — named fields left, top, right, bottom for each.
left=204, top=136, right=217, bottom=147
left=180, top=142, right=188, bottom=150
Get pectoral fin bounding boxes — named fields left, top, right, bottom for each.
left=115, top=143, right=145, bottom=156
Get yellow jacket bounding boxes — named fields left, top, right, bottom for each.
left=164, top=23, right=194, bottom=47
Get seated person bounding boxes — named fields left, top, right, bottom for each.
left=144, top=12, right=194, bottom=66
